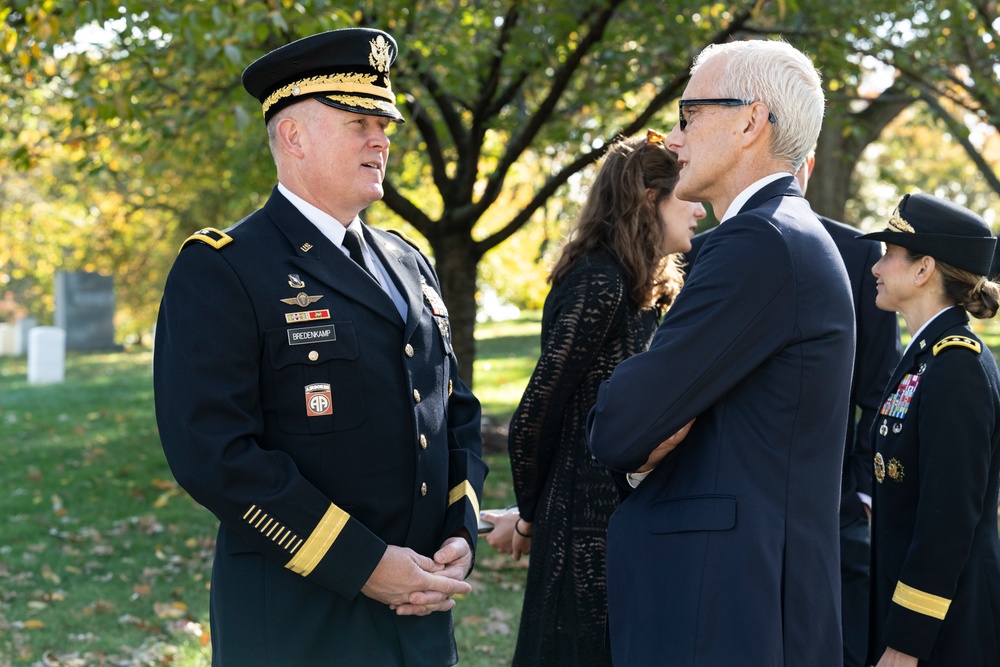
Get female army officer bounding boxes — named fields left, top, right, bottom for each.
left=861, top=192, right=1000, bottom=667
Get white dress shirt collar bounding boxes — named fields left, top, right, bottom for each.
left=903, top=306, right=956, bottom=356
left=277, top=182, right=363, bottom=247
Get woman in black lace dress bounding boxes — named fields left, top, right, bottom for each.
left=483, top=131, right=705, bottom=666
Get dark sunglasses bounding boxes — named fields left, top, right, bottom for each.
left=678, top=98, right=777, bottom=130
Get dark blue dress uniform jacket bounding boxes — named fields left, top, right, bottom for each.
left=868, top=306, right=1000, bottom=665
left=588, top=177, right=855, bottom=666
left=153, top=188, right=487, bottom=666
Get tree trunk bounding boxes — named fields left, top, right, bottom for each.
left=807, top=121, right=857, bottom=221
left=430, top=231, right=482, bottom=389
left=807, top=87, right=914, bottom=222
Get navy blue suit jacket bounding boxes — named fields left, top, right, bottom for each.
left=588, top=177, right=855, bottom=666
left=687, top=215, right=901, bottom=526
left=154, top=189, right=487, bottom=666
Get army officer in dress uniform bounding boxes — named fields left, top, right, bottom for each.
left=152, top=28, right=487, bottom=667
left=861, top=193, right=1000, bottom=667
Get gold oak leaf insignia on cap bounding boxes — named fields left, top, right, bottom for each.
left=887, top=207, right=915, bottom=233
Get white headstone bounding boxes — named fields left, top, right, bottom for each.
left=15, top=317, right=38, bottom=355
left=0, top=323, right=15, bottom=356
left=28, top=326, right=66, bottom=384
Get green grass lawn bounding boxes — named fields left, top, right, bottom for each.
left=0, top=313, right=541, bottom=666
left=3, top=310, right=997, bottom=665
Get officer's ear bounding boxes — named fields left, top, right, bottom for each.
left=275, top=111, right=308, bottom=159
left=913, top=255, right=937, bottom=287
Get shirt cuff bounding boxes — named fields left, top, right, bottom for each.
left=626, top=470, right=652, bottom=488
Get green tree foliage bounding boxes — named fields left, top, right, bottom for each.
left=2, top=1, right=998, bottom=378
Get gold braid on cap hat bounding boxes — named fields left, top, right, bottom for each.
left=261, top=72, right=394, bottom=118
left=888, top=207, right=915, bottom=233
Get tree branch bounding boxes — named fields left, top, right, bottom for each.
left=919, top=88, right=1000, bottom=197
left=472, top=0, right=627, bottom=220
left=477, top=2, right=760, bottom=254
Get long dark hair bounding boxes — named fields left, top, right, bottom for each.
left=549, top=133, right=685, bottom=310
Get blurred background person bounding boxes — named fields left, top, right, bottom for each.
left=861, top=193, right=1000, bottom=667
left=483, top=130, right=704, bottom=667
left=798, top=153, right=902, bottom=667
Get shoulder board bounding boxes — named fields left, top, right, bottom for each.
left=932, top=335, right=981, bottom=356
left=386, top=229, right=422, bottom=252
left=179, top=227, right=233, bottom=253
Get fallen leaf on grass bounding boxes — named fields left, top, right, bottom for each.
left=153, top=601, right=188, bottom=619
left=83, top=599, right=117, bottom=616
left=41, top=563, right=61, bottom=584
left=459, top=607, right=513, bottom=636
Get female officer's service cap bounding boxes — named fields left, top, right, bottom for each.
left=242, top=28, right=404, bottom=124
left=859, top=193, right=996, bottom=275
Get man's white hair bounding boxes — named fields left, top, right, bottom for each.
left=692, top=40, right=824, bottom=172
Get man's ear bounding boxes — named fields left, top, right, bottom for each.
left=740, top=102, right=774, bottom=147
left=276, top=115, right=306, bottom=159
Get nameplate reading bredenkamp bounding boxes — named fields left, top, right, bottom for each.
left=287, top=325, right=337, bottom=346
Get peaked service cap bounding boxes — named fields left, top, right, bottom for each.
left=242, top=27, right=404, bottom=123
left=859, top=192, right=996, bottom=275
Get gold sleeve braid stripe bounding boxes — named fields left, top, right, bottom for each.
left=285, top=503, right=350, bottom=577
left=892, top=581, right=951, bottom=620
left=243, top=504, right=304, bottom=554
left=448, top=480, right=480, bottom=520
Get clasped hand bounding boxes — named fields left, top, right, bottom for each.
left=361, top=537, right=472, bottom=617
left=636, top=419, right=695, bottom=473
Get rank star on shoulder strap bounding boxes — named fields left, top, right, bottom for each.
left=179, top=227, right=234, bottom=253
left=932, top=335, right=981, bottom=356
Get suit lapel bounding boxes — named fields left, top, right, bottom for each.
left=262, top=189, right=403, bottom=327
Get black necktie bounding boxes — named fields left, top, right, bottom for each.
left=343, top=229, right=375, bottom=280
